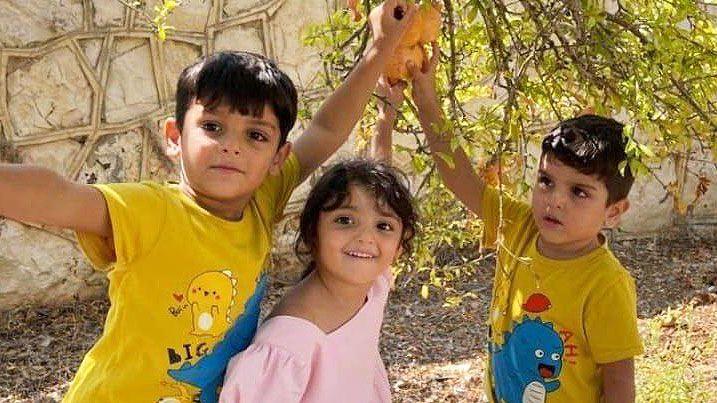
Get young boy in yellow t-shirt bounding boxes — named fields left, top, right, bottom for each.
left=0, top=2, right=419, bottom=401
left=407, top=44, right=643, bottom=402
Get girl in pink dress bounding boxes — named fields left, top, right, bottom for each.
left=220, top=77, right=415, bottom=402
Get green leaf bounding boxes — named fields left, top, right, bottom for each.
left=436, top=152, right=456, bottom=169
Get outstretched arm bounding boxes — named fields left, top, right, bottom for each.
left=0, top=164, right=111, bottom=237
left=409, top=42, right=487, bottom=218
left=371, top=77, right=407, bottom=162
left=293, top=0, right=418, bottom=182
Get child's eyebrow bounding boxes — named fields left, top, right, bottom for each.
left=247, top=118, right=278, bottom=131
left=335, top=205, right=400, bottom=220
left=539, top=168, right=598, bottom=190
left=572, top=182, right=598, bottom=191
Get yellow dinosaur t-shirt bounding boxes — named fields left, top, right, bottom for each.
left=481, top=187, right=643, bottom=403
left=64, top=153, right=300, bottom=403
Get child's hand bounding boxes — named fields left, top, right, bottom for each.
left=376, top=76, right=407, bottom=118
left=408, top=41, right=440, bottom=110
left=369, top=1, right=418, bottom=48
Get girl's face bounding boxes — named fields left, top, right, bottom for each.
left=314, top=184, right=404, bottom=286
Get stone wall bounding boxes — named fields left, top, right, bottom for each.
left=0, top=0, right=340, bottom=309
left=0, top=0, right=715, bottom=310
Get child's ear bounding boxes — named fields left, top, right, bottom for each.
left=164, top=118, right=182, bottom=160
left=269, top=141, right=292, bottom=176
left=604, top=198, right=630, bottom=229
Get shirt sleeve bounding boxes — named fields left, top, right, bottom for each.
left=254, top=151, right=302, bottom=225
left=219, top=343, right=311, bottom=403
left=480, top=186, right=532, bottom=249
left=584, top=273, right=644, bottom=364
left=75, top=182, right=167, bottom=271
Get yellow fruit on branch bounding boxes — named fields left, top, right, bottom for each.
left=346, top=0, right=442, bottom=84
left=386, top=1, right=442, bottom=84
left=385, top=45, right=425, bottom=84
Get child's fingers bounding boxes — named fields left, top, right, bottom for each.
left=420, top=44, right=430, bottom=73
left=393, top=80, right=408, bottom=92
left=407, top=60, right=420, bottom=78
left=430, top=41, right=440, bottom=67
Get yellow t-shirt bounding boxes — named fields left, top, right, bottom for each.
left=481, top=187, right=643, bottom=403
left=64, top=153, right=301, bottom=403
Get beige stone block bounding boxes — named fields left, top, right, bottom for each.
left=163, top=40, right=203, bottom=99
left=7, top=48, right=93, bottom=138
left=90, top=0, right=125, bottom=27
left=77, top=129, right=144, bottom=184
left=0, top=220, right=105, bottom=308
left=104, top=38, right=160, bottom=123
left=17, top=139, right=84, bottom=173
left=270, top=0, right=332, bottom=89
left=139, top=0, right=213, bottom=32
left=214, top=22, right=266, bottom=54
left=0, top=0, right=83, bottom=47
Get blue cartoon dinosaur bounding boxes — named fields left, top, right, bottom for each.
left=167, top=276, right=267, bottom=403
left=491, top=316, right=564, bottom=403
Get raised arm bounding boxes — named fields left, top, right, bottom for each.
left=293, top=0, right=418, bottom=182
left=0, top=163, right=111, bottom=237
left=371, top=77, right=407, bottom=162
left=409, top=42, right=486, bottom=218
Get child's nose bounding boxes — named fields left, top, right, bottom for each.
left=549, top=191, right=567, bottom=209
left=355, top=226, right=376, bottom=244
left=221, top=147, right=240, bottom=156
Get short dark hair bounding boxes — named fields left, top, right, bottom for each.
left=541, top=114, right=634, bottom=204
left=175, top=51, right=298, bottom=145
left=295, top=159, right=418, bottom=274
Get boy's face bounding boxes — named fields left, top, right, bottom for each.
left=165, top=100, right=290, bottom=209
left=531, top=154, right=629, bottom=257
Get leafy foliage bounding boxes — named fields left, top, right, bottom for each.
left=301, top=0, right=717, bottom=296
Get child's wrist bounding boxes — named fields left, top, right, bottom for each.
left=378, top=103, right=398, bottom=117
left=414, top=96, right=439, bottom=112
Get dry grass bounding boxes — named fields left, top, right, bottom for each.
left=1, top=231, right=716, bottom=402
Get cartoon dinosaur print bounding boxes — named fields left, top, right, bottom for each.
left=491, top=316, right=564, bottom=403
left=167, top=276, right=267, bottom=403
left=186, top=270, right=238, bottom=337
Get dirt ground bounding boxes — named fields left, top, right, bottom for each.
left=1, top=230, right=716, bottom=402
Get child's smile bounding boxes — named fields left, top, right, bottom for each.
left=315, top=185, right=403, bottom=285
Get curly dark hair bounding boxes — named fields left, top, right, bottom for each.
left=295, top=159, right=418, bottom=274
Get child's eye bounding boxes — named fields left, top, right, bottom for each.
left=201, top=122, right=222, bottom=133
left=334, top=216, right=353, bottom=225
left=248, top=130, right=268, bottom=142
left=377, top=222, right=394, bottom=232
left=538, top=176, right=552, bottom=188
left=572, top=187, right=589, bottom=198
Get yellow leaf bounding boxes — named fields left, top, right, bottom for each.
left=420, top=284, right=429, bottom=299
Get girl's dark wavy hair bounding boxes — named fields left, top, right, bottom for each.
left=294, top=159, right=418, bottom=275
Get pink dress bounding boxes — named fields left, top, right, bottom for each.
left=219, top=271, right=392, bottom=403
